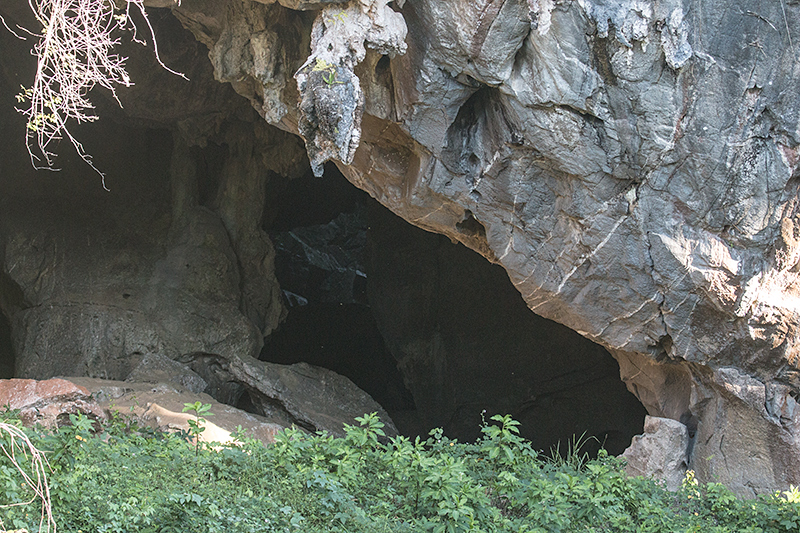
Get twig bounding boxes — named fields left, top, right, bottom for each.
left=0, top=14, right=28, bottom=40
left=745, top=10, right=778, bottom=32
left=0, top=421, right=56, bottom=533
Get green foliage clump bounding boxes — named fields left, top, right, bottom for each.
left=1, top=408, right=799, bottom=532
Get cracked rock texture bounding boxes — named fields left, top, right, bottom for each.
left=2, top=0, right=800, bottom=496
left=169, top=0, right=800, bottom=495
left=622, top=415, right=689, bottom=491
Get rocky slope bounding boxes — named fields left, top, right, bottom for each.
left=1, top=0, right=799, bottom=496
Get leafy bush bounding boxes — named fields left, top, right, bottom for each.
left=1, top=408, right=799, bottom=532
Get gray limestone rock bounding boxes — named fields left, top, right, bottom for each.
left=339, top=0, right=800, bottom=495
left=180, top=352, right=398, bottom=437
left=125, top=352, right=208, bottom=394
left=623, top=416, right=689, bottom=491
left=65, top=377, right=287, bottom=445
left=294, top=0, right=407, bottom=175
left=3, top=0, right=800, bottom=496
left=159, top=0, right=800, bottom=493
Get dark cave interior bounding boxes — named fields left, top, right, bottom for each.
left=0, top=311, right=13, bottom=379
left=260, top=165, right=647, bottom=455
left=0, top=10, right=646, bottom=454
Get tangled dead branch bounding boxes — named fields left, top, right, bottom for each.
left=7, top=0, right=185, bottom=188
left=0, top=421, right=56, bottom=533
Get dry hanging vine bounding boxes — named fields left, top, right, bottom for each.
left=3, top=0, right=185, bottom=188
left=0, top=421, right=56, bottom=533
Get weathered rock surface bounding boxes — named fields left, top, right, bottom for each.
left=180, top=352, right=398, bottom=436
left=272, top=207, right=369, bottom=307
left=0, top=377, right=287, bottom=445
left=125, top=352, right=208, bottom=394
left=65, top=377, right=286, bottom=445
left=167, top=0, right=800, bottom=495
left=0, top=378, right=106, bottom=429
left=2, top=0, right=800, bottom=496
left=623, top=415, right=689, bottom=491
left=293, top=0, right=407, bottom=176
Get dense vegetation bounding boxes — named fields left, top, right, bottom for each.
left=1, top=408, right=799, bottom=533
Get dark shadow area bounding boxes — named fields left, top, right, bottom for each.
left=261, top=304, right=416, bottom=413
left=264, top=167, right=646, bottom=456
left=367, top=202, right=646, bottom=456
left=0, top=273, right=25, bottom=380
left=262, top=164, right=417, bottom=414
left=265, top=162, right=367, bottom=231
left=0, top=311, right=14, bottom=379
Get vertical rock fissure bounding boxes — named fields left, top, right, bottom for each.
left=643, top=229, right=670, bottom=359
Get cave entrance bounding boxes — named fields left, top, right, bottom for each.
left=263, top=166, right=646, bottom=455
left=261, top=164, right=416, bottom=416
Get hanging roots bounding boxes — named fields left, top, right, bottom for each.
left=0, top=421, right=56, bottom=533
left=11, top=0, right=186, bottom=188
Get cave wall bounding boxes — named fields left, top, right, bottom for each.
left=0, top=28, right=263, bottom=380
left=1, top=0, right=799, bottom=496
left=160, top=0, right=800, bottom=495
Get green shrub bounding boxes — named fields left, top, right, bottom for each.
left=1, top=409, right=799, bottom=533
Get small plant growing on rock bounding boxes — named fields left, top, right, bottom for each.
left=312, top=57, right=344, bottom=88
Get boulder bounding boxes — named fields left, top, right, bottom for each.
left=181, top=352, right=398, bottom=437
left=124, top=352, right=208, bottom=394
left=623, top=416, right=689, bottom=491
left=0, top=378, right=105, bottom=429
left=64, top=377, right=286, bottom=445
left=0, top=377, right=287, bottom=445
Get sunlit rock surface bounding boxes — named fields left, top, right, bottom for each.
left=1, top=0, right=799, bottom=496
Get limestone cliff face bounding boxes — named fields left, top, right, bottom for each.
left=1, top=0, right=799, bottom=496
left=167, top=0, right=800, bottom=495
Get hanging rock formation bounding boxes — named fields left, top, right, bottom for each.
left=166, top=0, right=800, bottom=496
left=1, top=0, right=799, bottom=496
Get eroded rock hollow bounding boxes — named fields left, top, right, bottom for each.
left=1, top=0, right=800, bottom=496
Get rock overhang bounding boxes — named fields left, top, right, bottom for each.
left=2, top=0, right=800, bottom=496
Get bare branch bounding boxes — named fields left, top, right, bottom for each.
left=10, top=0, right=186, bottom=189
left=0, top=13, right=28, bottom=40
left=0, top=421, right=56, bottom=533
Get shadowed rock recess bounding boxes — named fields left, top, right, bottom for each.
left=1, top=0, right=799, bottom=496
